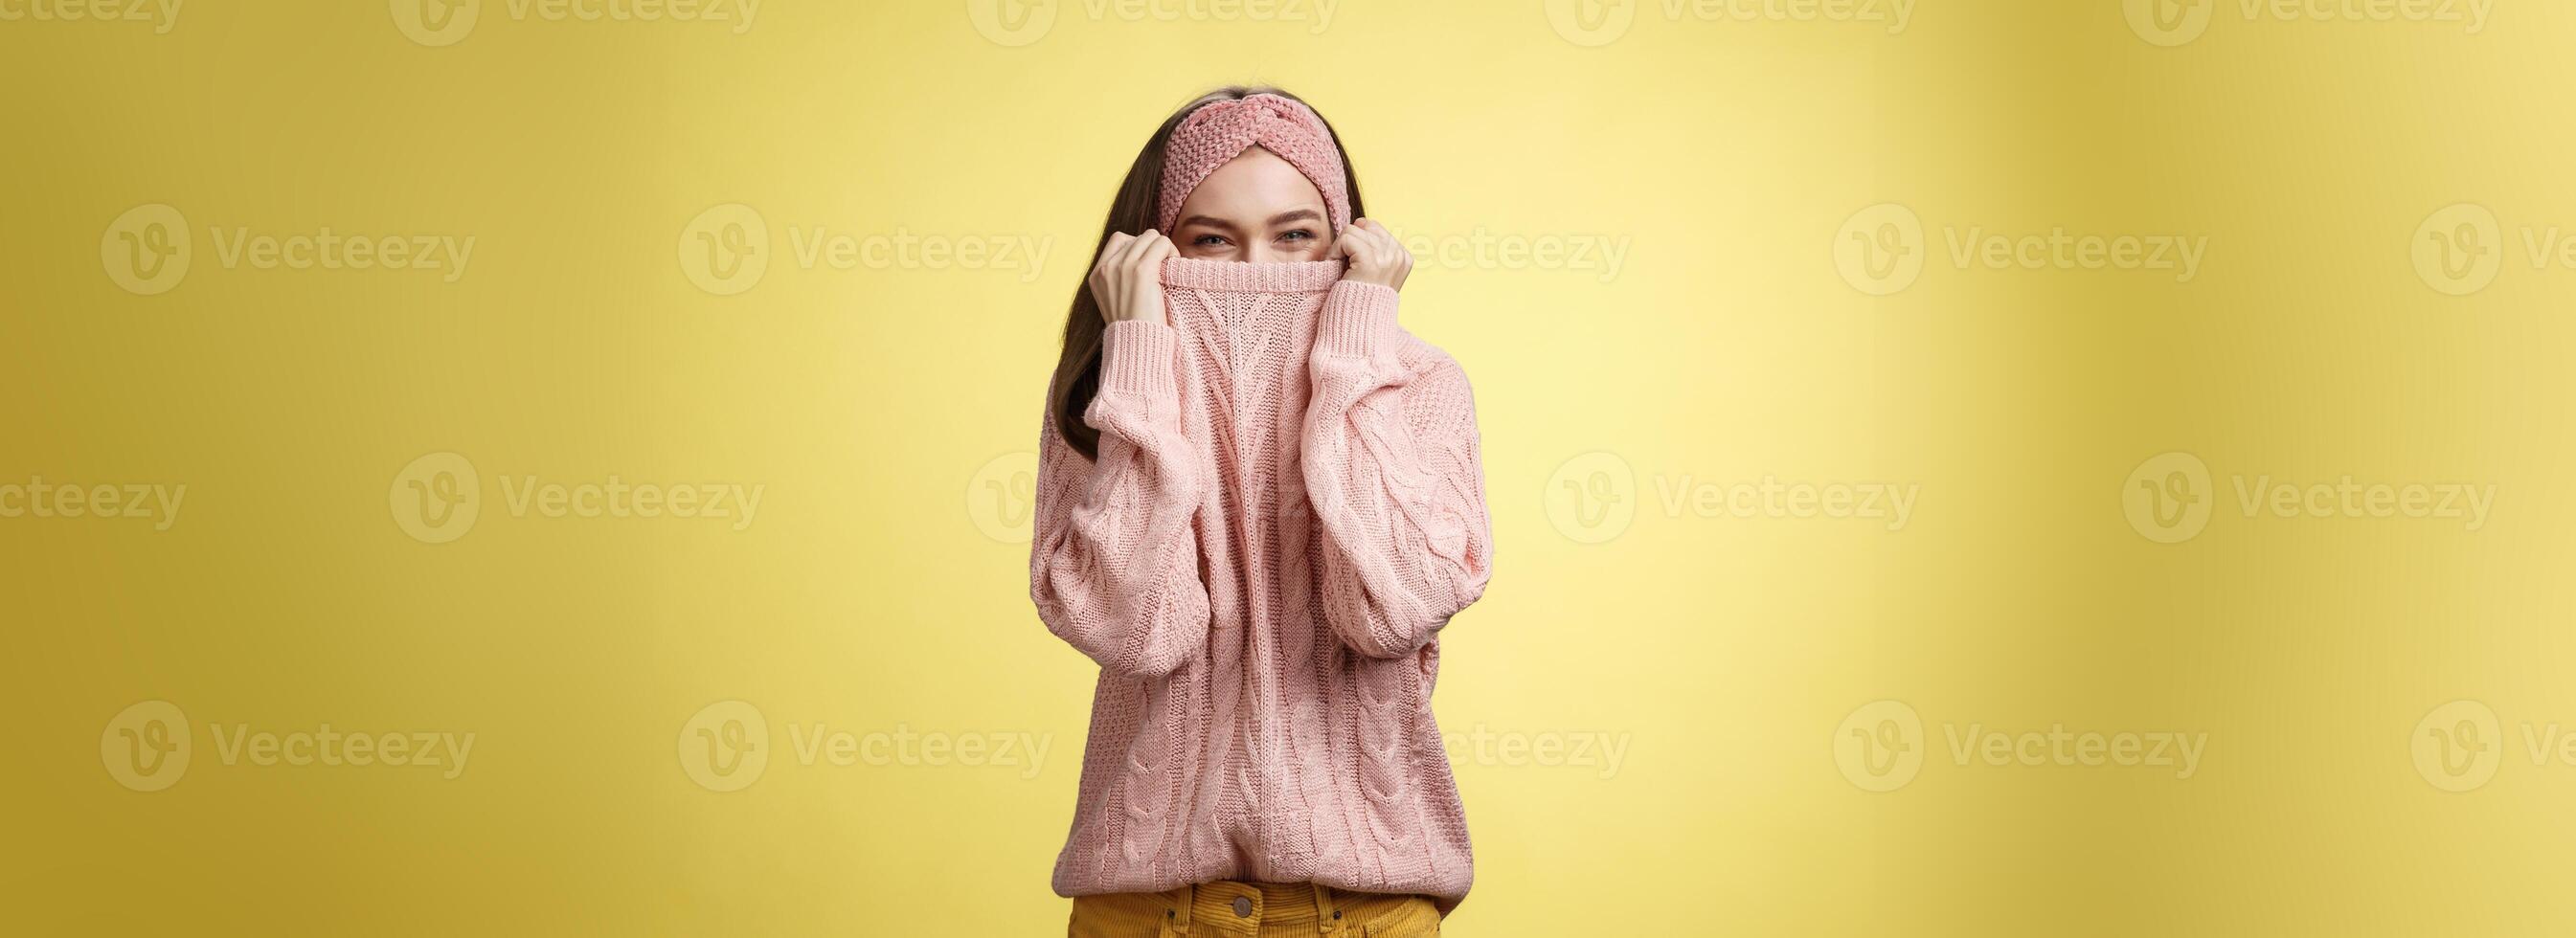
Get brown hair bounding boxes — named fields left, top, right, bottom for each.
left=1045, top=86, right=1367, bottom=460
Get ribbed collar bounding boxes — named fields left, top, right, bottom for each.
left=1158, top=256, right=1347, bottom=293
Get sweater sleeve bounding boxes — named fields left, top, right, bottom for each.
left=1299, top=280, right=1495, bottom=659
left=1029, top=320, right=1211, bottom=679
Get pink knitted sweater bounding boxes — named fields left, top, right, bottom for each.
left=1031, top=256, right=1493, bottom=914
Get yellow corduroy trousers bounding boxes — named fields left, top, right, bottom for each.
left=1067, top=880, right=1443, bottom=937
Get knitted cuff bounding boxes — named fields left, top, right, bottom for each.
left=1098, top=319, right=1181, bottom=399
left=1314, top=280, right=1401, bottom=361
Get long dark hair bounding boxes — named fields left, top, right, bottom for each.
left=1046, top=86, right=1367, bottom=460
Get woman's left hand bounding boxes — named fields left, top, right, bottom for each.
left=1332, top=218, right=1412, bottom=291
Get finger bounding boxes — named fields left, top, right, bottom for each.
left=1132, top=239, right=1172, bottom=282
left=1338, top=224, right=1381, bottom=255
left=1328, top=227, right=1364, bottom=259
left=1138, top=231, right=1176, bottom=265
left=1367, top=234, right=1396, bottom=265
left=1128, top=230, right=1170, bottom=270
left=1098, top=232, right=1138, bottom=268
left=1358, top=219, right=1395, bottom=253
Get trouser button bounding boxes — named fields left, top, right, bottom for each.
left=1232, top=896, right=1254, bottom=917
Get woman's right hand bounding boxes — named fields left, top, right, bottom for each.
left=1089, top=230, right=1177, bottom=324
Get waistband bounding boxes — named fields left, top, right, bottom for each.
left=1173, top=880, right=1350, bottom=935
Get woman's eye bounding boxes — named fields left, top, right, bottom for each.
left=1279, top=230, right=1314, bottom=242
left=1192, top=234, right=1231, bottom=247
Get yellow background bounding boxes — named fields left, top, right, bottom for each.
left=8, top=0, right=2574, bottom=934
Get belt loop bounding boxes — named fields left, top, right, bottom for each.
left=1169, top=883, right=1196, bottom=932
left=1311, top=882, right=1339, bottom=933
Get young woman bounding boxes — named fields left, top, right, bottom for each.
left=1031, top=87, right=1495, bottom=936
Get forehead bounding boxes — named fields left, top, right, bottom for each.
left=1179, top=146, right=1324, bottom=219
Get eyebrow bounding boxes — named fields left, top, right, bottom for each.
left=1178, top=208, right=1324, bottom=231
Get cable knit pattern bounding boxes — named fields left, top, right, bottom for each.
left=1031, top=257, right=1493, bottom=916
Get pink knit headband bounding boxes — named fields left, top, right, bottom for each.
left=1154, top=93, right=1352, bottom=234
